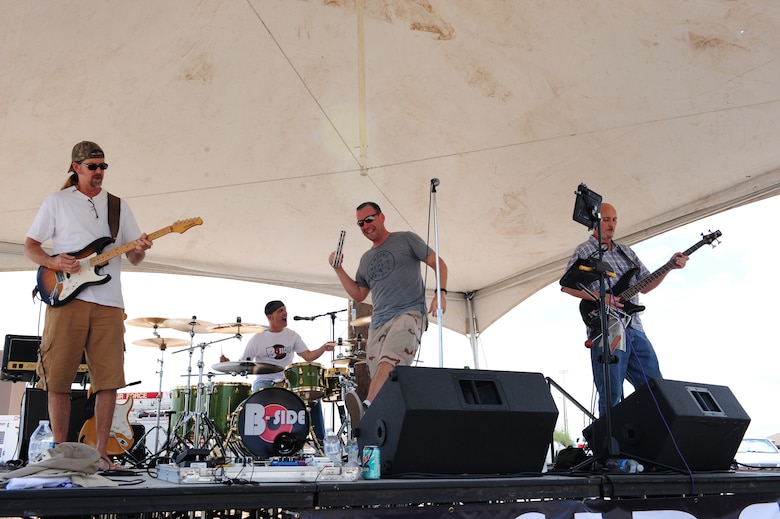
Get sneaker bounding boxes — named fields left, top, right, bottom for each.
left=345, top=391, right=366, bottom=426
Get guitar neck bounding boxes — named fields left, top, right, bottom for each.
left=88, top=225, right=175, bottom=267
left=618, top=238, right=712, bottom=301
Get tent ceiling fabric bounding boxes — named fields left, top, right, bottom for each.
left=1, top=1, right=779, bottom=335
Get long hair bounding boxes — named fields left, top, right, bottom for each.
left=61, top=172, right=78, bottom=190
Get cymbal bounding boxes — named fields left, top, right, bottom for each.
left=164, top=318, right=215, bottom=334
left=336, top=338, right=365, bottom=345
left=212, top=361, right=282, bottom=375
left=333, top=355, right=364, bottom=365
left=133, top=337, right=189, bottom=349
left=349, top=315, right=372, bottom=327
left=126, top=317, right=169, bottom=328
left=208, top=322, right=268, bottom=334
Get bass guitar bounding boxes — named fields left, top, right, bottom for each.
left=579, top=230, right=721, bottom=331
left=36, top=217, right=203, bottom=306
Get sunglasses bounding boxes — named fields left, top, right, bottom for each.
left=81, top=162, right=109, bottom=171
left=357, top=213, right=380, bottom=227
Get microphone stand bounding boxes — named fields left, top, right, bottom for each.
left=564, top=184, right=620, bottom=471
left=430, top=178, right=444, bottom=366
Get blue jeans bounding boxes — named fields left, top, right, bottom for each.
left=252, top=378, right=326, bottom=442
left=590, top=327, right=662, bottom=417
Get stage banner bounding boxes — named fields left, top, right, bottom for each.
left=301, top=493, right=780, bottom=519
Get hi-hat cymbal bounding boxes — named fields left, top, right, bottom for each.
left=349, top=315, right=371, bottom=327
left=126, top=317, right=169, bottom=328
left=208, top=322, right=268, bottom=334
left=164, top=318, right=215, bottom=334
left=336, top=338, right=365, bottom=345
left=212, top=361, right=282, bottom=375
left=133, top=337, right=189, bottom=349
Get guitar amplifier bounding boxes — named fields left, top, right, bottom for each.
left=2, top=334, right=88, bottom=384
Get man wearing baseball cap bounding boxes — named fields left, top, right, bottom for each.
left=24, top=140, right=152, bottom=471
left=220, top=300, right=335, bottom=443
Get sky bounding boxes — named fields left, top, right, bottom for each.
left=1, top=195, right=778, bottom=443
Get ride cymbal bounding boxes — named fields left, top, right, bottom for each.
left=132, top=337, right=189, bottom=349
left=126, top=317, right=169, bottom=328
left=212, top=361, right=281, bottom=375
left=164, top=318, right=215, bottom=334
left=208, top=322, right=268, bottom=334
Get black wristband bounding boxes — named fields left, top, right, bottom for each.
left=436, top=288, right=447, bottom=294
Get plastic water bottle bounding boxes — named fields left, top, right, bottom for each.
left=323, top=430, right=341, bottom=466
left=605, top=458, right=644, bottom=473
left=28, top=419, right=55, bottom=464
left=345, top=437, right=360, bottom=467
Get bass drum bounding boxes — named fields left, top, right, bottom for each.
left=229, top=387, right=310, bottom=459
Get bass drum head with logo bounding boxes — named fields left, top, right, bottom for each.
left=231, top=387, right=310, bottom=459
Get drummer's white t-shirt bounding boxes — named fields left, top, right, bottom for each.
left=239, top=327, right=309, bottom=383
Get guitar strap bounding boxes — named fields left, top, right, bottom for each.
left=107, top=192, right=120, bottom=242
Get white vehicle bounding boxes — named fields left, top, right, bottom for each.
left=734, top=438, right=780, bottom=470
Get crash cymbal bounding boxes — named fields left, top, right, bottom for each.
left=349, top=315, right=372, bottom=327
left=208, top=322, right=268, bottom=334
left=212, top=361, right=282, bottom=375
left=132, top=337, right=189, bottom=349
left=126, top=317, right=169, bottom=328
left=164, top=318, right=215, bottom=334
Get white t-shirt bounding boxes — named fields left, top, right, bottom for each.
left=27, top=187, right=142, bottom=308
left=239, top=327, right=309, bottom=382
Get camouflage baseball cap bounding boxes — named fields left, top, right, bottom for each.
left=68, top=141, right=104, bottom=172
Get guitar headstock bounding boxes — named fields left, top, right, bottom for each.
left=171, top=217, right=203, bottom=234
left=702, top=229, right=722, bottom=245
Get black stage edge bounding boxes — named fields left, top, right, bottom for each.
left=1, top=471, right=780, bottom=517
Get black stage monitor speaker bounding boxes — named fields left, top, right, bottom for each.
left=355, top=366, right=558, bottom=477
left=17, top=388, right=89, bottom=462
left=583, top=378, right=750, bottom=471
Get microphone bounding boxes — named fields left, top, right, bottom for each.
left=293, top=316, right=315, bottom=321
left=431, top=178, right=440, bottom=187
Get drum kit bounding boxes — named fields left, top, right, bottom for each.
left=124, top=313, right=371, bottom=466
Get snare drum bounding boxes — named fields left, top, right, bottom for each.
left=284, top=362, right=325, bottom=400
left=208, top=382, right=252, bottom=435
left=323, top=367, right=349, bottom=402
left=228, top=387, right=310, bottom=459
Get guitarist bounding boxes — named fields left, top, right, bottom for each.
left=561, top=203, right=687, bottom=417
left=23, top=141, right=152, bottom=470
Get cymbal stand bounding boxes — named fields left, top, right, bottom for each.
left=169, top=331, right=242, bottom=459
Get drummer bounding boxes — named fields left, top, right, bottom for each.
left=220, top=300, right=336, bottom=443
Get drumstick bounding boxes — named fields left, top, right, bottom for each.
left=332, top=230, right=346, bottom=267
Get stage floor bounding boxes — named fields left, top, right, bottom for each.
left=2, top=465, right=780, bottom=518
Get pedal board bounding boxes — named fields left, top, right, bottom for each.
left=157, top=463, right=360, bottom=484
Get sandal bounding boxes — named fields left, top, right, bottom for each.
left=99, top=456, right=122, bottom=472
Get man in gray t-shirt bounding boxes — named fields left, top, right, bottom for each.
left=329, top=202, right=448, bottom=423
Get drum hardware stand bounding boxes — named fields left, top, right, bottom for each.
left=562, top=184, right=620, bottom=472
left=169, top=331, right=239, bottom=461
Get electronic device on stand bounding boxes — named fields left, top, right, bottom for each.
left=559, top=184, right=620, bottom=471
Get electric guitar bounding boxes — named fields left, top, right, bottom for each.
left=579, top=230, right=722, bottom=331
left=78, top=390, right=135, bottom=456
left=36, top=217, right=203, bottom=306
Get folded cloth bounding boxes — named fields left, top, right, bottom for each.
left=0, top=442, right=117, bottom=489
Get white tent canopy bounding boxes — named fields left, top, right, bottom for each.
left=2, top=1, right=779, bottom=338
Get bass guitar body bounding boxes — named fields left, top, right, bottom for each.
left=578, top=268, right=643, bottom=330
